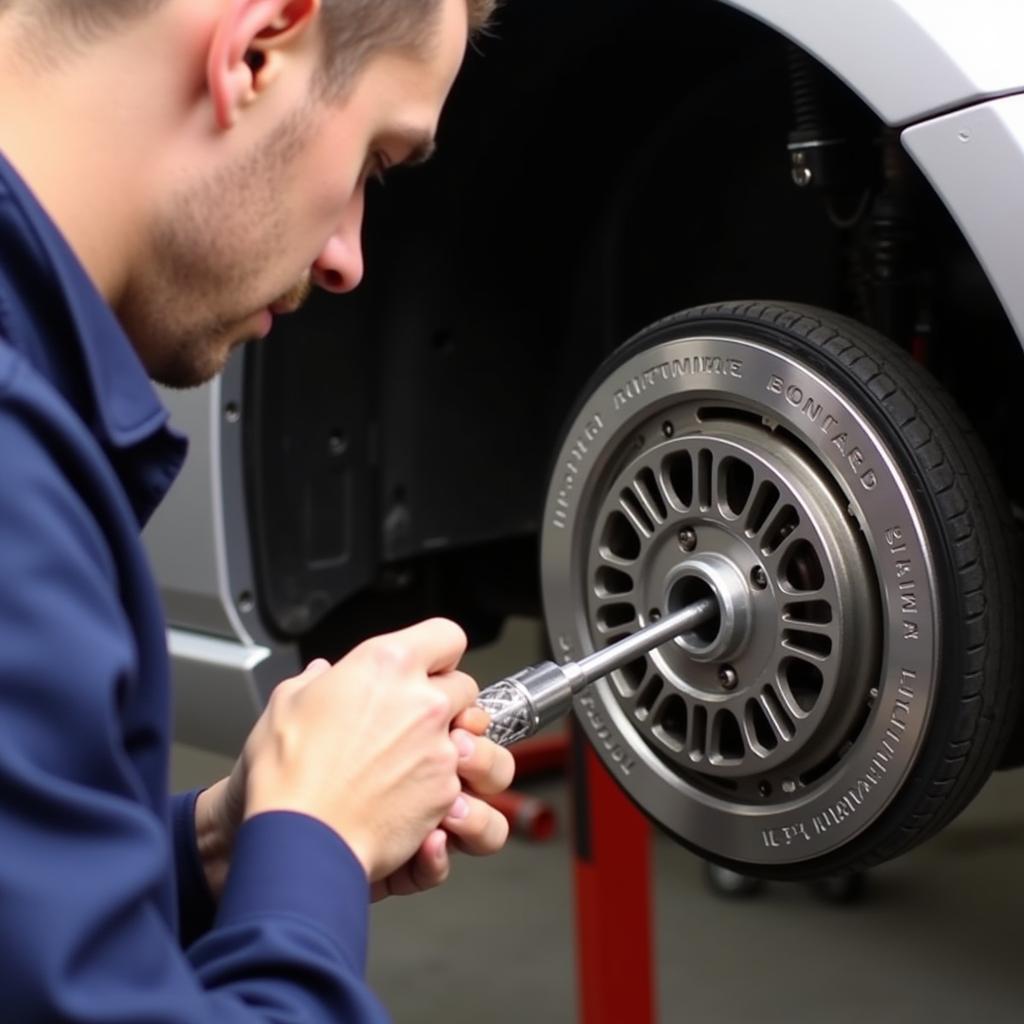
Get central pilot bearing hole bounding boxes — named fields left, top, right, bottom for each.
left=667, top=575, right=721, bottom=646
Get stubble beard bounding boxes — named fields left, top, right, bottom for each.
left=117, top=108, right=317, bottom=390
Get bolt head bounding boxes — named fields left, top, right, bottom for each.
left=751, top=566, right=768, bottom=590
left=678, top=528, right=697, bottom=552
left=719, top=665, right=738, bottom=690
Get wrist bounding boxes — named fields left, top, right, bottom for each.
left=195, top=778, right=234, bottom=899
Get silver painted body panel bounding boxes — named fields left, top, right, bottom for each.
left=901, top=94, right=1024, bottom=348
left=145, top=381, right=239, bottom=641
left=723, top=0, right=1024, bottom=125
left=168, top=630, right=296, bottom=755
left=146, top=359, right=298, bottom=749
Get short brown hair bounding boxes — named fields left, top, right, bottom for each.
left=316, top=0, right=496, bottom=97
left=8, top=0, right=497, bottom=84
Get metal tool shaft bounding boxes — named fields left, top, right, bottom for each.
left=574, top=597, right=717, bottom=684
left=475, top=597, right=717, bottom=747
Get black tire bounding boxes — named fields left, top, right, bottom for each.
left=542, top=300, right=1023, bottom=878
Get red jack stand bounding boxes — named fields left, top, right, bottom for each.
left=570, top=722, right=656, bottom=1024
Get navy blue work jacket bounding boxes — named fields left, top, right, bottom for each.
left=0, top=151, right=389, bottom=1021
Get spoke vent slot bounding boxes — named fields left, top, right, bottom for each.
left=691, top=706, right=708, bottom=759
left=615, top=656, right=647, bottom=697
left=762, top=688, right=795, bottom=741
left=665, top=451, right=694, bottom=508
left=636, top=467, right=668, bottom=520
left=781, top=539, right=825, bottom=591
left=747, top=700, right=779, bottom=753
left=762, top=504, right=800, bottom=555
left=745, top=481, right=780, bottom=536
left=634, top=675, right=663, bottom=721
left=783, top=628, right=833, bottom=659
left=714, top=711, right=744, bottom=763
left=653, top=695, right=688, bottom=753
left=596, top=603, right=635, bottom=631
left=781, top=657, right=824, bottom=714
left=595, top=566, right=633, bottom=597
left=697, top=449, right=713, bottom=510
left=601, top=511, right=641, bottom=561
left=620, top=489, right=655, bottom=535
left=718, top=457, right=754, bottom=518
left=785, top=600, right=832, bottom=624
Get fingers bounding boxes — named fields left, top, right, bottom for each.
left=376, top=617, right=468, bottom=675
left=444, top=792, right=510, bottom=856
left=371, top=831, right=450, bottom=901
left=452, top=705, right=490, bottom=735
left=451, top=728, right=515, bottom=796
left=427, top=670, right=480, bottom=719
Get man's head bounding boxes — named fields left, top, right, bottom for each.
left=0, top=0, right=494, bottom=387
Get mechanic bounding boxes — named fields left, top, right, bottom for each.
left=0, top=0, right=514, bottom=1020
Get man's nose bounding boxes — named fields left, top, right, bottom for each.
left=311, top=216, right=365, bottom=294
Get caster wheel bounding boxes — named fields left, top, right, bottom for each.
left=811, top=871, right=867, bottom=904
left=704, top=861, right=764, bottom=899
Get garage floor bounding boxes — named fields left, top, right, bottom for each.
left=173, top=618, right=1024, bottom=1023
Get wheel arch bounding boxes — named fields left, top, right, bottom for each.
left=719, top=0, right=1024, bottom=126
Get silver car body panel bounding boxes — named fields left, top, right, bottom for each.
left=145, top=377, right=244, bottom=642
left=146, top=360, right=298, bottom=748
left=902, top=94, right=1024, bottom=349
left=723, top=0, right=1024, bottom=125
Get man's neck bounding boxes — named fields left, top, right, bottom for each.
left=0, top=17, right=176, bottom=305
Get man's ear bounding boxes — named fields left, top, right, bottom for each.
left=207, top=0, right=320, bottom=130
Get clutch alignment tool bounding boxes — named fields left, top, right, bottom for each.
left=476, top=596, right=717, bottom=747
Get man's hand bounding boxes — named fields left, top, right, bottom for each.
left=370, top=705, right=515, bottom=900
left=193, top=621, right=515, bottom=899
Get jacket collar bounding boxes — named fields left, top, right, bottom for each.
left=0, top=150, right=187, bottom=523
left=0, top=150, right=173, bottom=448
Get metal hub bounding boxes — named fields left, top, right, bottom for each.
left=664, top=553, right=750, bottom=662
left=587, top=425, right=878, bottom=788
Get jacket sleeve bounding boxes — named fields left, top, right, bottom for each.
left=0, top=356, right=391, bottom=1022
left=172, top=789, right=217, bottom=947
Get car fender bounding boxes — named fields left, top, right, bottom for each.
left=721, top=0, right=1024, bottom=125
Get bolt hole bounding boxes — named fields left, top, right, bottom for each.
left=759, top=780, right=772, bottom=798
left=224, top=402, right=241, bottom=424
left=649, top=609, right=661, bottom=622
left=662, top=421, right=674, bottom=438
left=750, top=565, right=768, bottom=590
left=237, top=591, right=255, bottom=614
